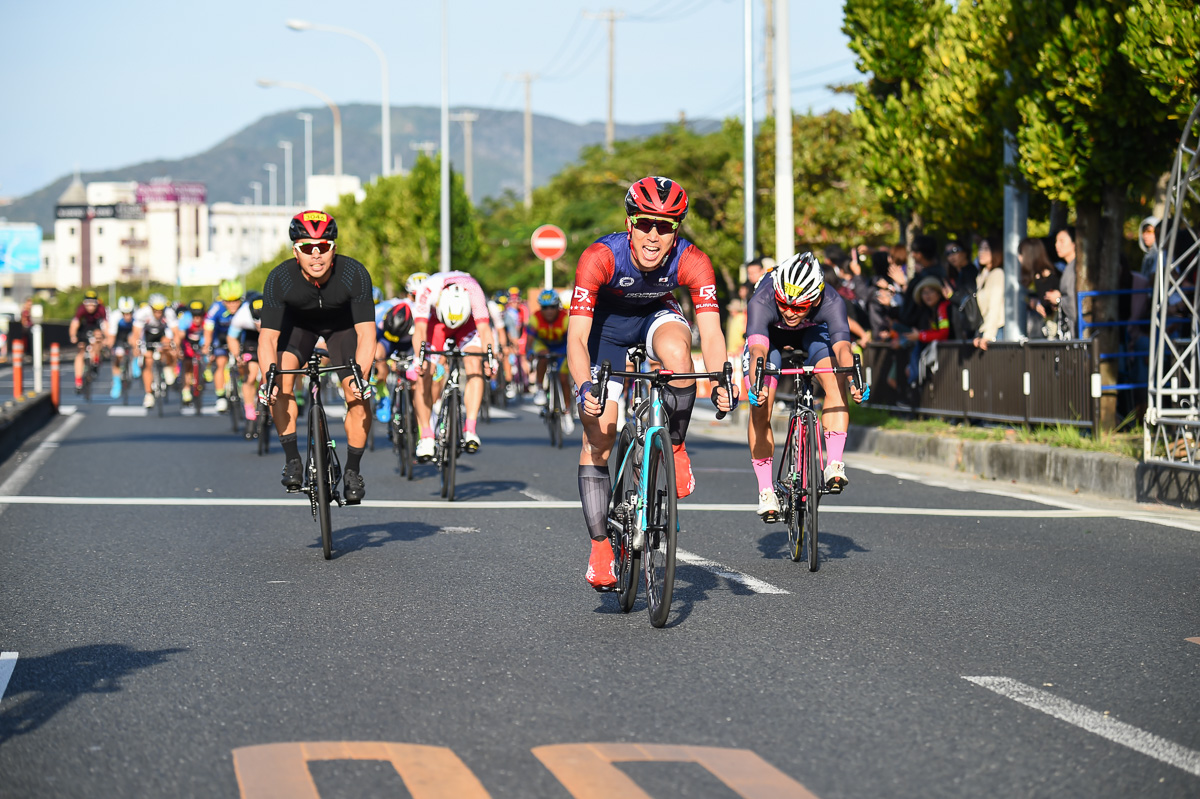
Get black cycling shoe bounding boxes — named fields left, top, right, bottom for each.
left=281, top=458, right=303, bottom=491
left=343, top=469, right=365, bottom=504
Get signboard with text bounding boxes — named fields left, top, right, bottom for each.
left=136, top=181, right=206, bottom=204
left=0, top=224, right=43, bottom=273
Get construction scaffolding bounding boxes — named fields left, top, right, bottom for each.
left=1145, top=98, right=1200, bottom=478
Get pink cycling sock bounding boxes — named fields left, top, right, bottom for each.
left=752, top=457, right=773, bottom=492
left=421, top=426, right=433, bottom=439
left=825, top=430, right=847, bottom=463
left=244, top=402, right=256, bottom=421
left=465, top=418, right=477, bottom=435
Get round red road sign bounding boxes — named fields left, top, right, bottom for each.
left=530, top=224, right=567, bottom=261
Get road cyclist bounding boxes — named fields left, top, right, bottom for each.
left=528, top=288, right=576, bottom=440
left=257, top=210, right=377, bottom=504
left=131, top=294, right=180, bottom=411
left=105, top=296, right=138, bottom=401
left=742, top=251, right=868, bottom=522
left=227, top=291, right=265, bottom=438
left=177, top=299, right=209, bottom=409
left=204, top=280, right=244, bottom=415
left=568, top=175, right=738, bottom=591
left=68, top=289, right=107, bottom=396
left=409, top=271, right=497, bottom=461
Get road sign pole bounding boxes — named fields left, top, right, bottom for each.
left=50, top=343, right=59, bottom=407
left=544, top=257, right=553, bottom=290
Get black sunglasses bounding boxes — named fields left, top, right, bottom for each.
left=630, top=216, right=679, bottom=235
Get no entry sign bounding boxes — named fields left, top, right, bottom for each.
left=530, top=224, right=567, bottom=261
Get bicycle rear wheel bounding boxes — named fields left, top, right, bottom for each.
left=643, top=428, right=677, bottom=628
left=257, top=406, right=271, bottom=455
left=313, top=408, right=334, bottom=560
left=780, top=418, right=804, bottom=562
left=441, top=397, right=459, bottom=501
left=804, top=417, right=821, bottom=572
left=609, top=425, right=641, bottom=613
left=402, top=384, right=417, bottom=481
left=228, top=367, right=241, bottom=434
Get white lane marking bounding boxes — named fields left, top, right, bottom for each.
left=0, top=495, right=1195, bottom=529
left=325, top=405, right=346, bottom=419
left=676, top=547, right=787, bottom=590
left=58, top=406, right=79, bottom=415
left=0, top=413, right=85, bottom=504
left=676, top=549, right=789, bottom=594
left=520, top=406, right=542, bottom=415
left=693, top=467, right=752, bottom=473
left=0, top=652, right=17, bottom=701
left=200, top=406, right=219, bottom=417
left=964, top=676, right=1200, bottom=777
left=486, top=407, right=518, bottom=419
left=520, top=487, right=562, bottom=502
left=107, top=406, right=148, bottom=417
left=439, top=526, right=479, bottom=534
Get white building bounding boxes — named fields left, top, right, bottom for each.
left=207, top=203, right=296, bottom=277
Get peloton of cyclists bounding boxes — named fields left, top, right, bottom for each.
left=105, top=296, right=138, bottom=399
left=409, top=270, right=496, bottom=460
left=258, top=210, right=376, bottom=504
left=568, top=175, right=737, bottom=590
left=742, top=251, right=867, bottom=519
left=69, top=289, right=107, bottom=392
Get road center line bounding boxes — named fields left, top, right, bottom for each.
left=0, top=652, right=17, bottom=701
left=964, top=676, right=1200, bottom=777
left=676, top=549, right=789, bottom=594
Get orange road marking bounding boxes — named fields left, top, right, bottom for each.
left=1188, top=638, right=1200, bottom=646
left=531, top=742, right=819, bottom=799
left=232, top=742, right=490, bottom=799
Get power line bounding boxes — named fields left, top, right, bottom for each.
left=541, top=30, right=607, bottom=82
left=626, top=0, right=710, bottom=23
left=537, top=13, right=589, bottom=77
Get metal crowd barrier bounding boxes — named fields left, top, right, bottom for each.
left=854, top=340, right=1101, bottom=433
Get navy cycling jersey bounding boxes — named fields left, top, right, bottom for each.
left=744, top=274, right=852, bottom=348
left=569, top=232, right=720, bottom=318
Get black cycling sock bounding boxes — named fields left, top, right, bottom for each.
left=578, top=464, right=611, bottom=541
left=345, top=446, right=365, bottom=473
left=662, top=384, right=697, bottom=446
left=280, top=433, right=300, bottom=463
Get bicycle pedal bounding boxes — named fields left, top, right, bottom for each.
left=464, top=441, right=479, bottom=454
left=592, top=583, right=617, bottom=593
left=761, top=512, right=779, bottom=524
left=284, top=486, right=302, bottom=494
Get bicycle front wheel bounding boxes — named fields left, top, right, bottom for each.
left=780, top=418, right=804, bottom=563
left=441, top=398, right=459, bottom=501
left=402, top=384, right=417, bottom=482
left=609, top=425, right=640, bottom=613
left=804, top=417, right=821, bottom=572
left=643, top=428, right=677, bottom=628
left=313, top=409, right=334, bottom=560
left=228, top=369, right=241, bottom=434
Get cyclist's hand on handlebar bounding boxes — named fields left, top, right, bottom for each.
left=710, top=384, right=737, bottom=413
left=257, top=383, right=278, bottom=407
left=847, top=378, right=867, bottom=404
left=577, top=381, right=603, bottom=418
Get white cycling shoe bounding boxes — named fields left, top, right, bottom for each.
left=823, top=461, right=848, bottom=494
left=561, top=413, right=575, bottom=435
left=415, top=437, right=436, bottom=462
left=215, top=396, right=228, bottom=413
left=143, top=394, right=155, bottom=409
left=463, top=431, right=481, bottom=453
left=757, top=489, right=780, bottom=520
left=533, top=388, right=547, bottom=406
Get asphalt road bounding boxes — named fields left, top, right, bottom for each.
left=1, top=371, right=1198, bottom=798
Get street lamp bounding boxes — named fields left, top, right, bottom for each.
left=264, top=163, right=278, bottom=206
left=257, top=79, right=342, bottom=191
left=249, top=181, right=262, bottom=205
left=287, top=19, right=390, bottom=178
left=296, top=113, right=313, bottom=205
left=440, top=0, right=449, bottom=272
left=278, top=141, right=294, bottom=207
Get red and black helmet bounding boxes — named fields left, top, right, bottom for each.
left=625, top=176, right=689, bottom=220
left=289, top=210, right=338, bottom=242
left=382, top=303, right=414, bottom=343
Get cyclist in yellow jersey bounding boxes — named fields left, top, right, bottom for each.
left=528, top=289, right=575, bottom=434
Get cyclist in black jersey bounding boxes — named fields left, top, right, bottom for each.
left=257, top=210, right=376, bottom=503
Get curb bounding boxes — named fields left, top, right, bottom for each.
left=0, top=392, right=58, bottom=465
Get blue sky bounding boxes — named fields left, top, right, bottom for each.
left=3, top=0, right=857, bottom=198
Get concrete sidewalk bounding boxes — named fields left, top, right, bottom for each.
left=688, top=406, right=1198, bottom=511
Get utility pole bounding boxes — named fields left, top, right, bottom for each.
left=764, top=0, right=775, bottom=117
left=773, top=0, right=794, bottom=261
left=743, top=0, right=755, bottom=270
left=450, top=111, right=479, bottom=203
left=508, top=73, right=538, bottom=209
left=584, top=9, right=625, bottom=152
left=278, top=140, right=293, bottom=207
left=264, top=163, right=278, bottom=207
left=296, top=113, right=312, bottom=206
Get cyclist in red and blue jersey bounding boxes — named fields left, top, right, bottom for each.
left=568, top=176, right=737, bottom=590
left=178, top=299, right=207, bottom=407
left=743, top=252, right=867, bottom=519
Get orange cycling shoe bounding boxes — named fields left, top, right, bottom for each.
left=672, top=441, right=695, bottom=499
left=585, top=538, right=617, bottom=591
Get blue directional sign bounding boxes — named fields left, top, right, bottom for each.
left=0, top=225, right=42, bottom=273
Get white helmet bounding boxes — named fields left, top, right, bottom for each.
left=148, top=293, right=169, bottom=311
left=117, top=296, right=136, bottom=314
left=436, top=284, right=472, bottom=330
left=405, top=271, right=430, bottom=296
left=772, top=251, right=825, bottom=312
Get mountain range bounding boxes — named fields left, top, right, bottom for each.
left=3, top=104, right=720, bottom=232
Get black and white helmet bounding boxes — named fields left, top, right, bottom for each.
left=772, top=251, right=825, bottom=312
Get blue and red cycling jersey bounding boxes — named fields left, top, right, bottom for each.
left=568, top=232, right=720, bottom=319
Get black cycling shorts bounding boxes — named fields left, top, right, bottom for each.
left=278, top=324, right=360, bottom=381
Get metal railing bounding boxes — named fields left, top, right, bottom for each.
left=852, top=340, right=1100, bottom=432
